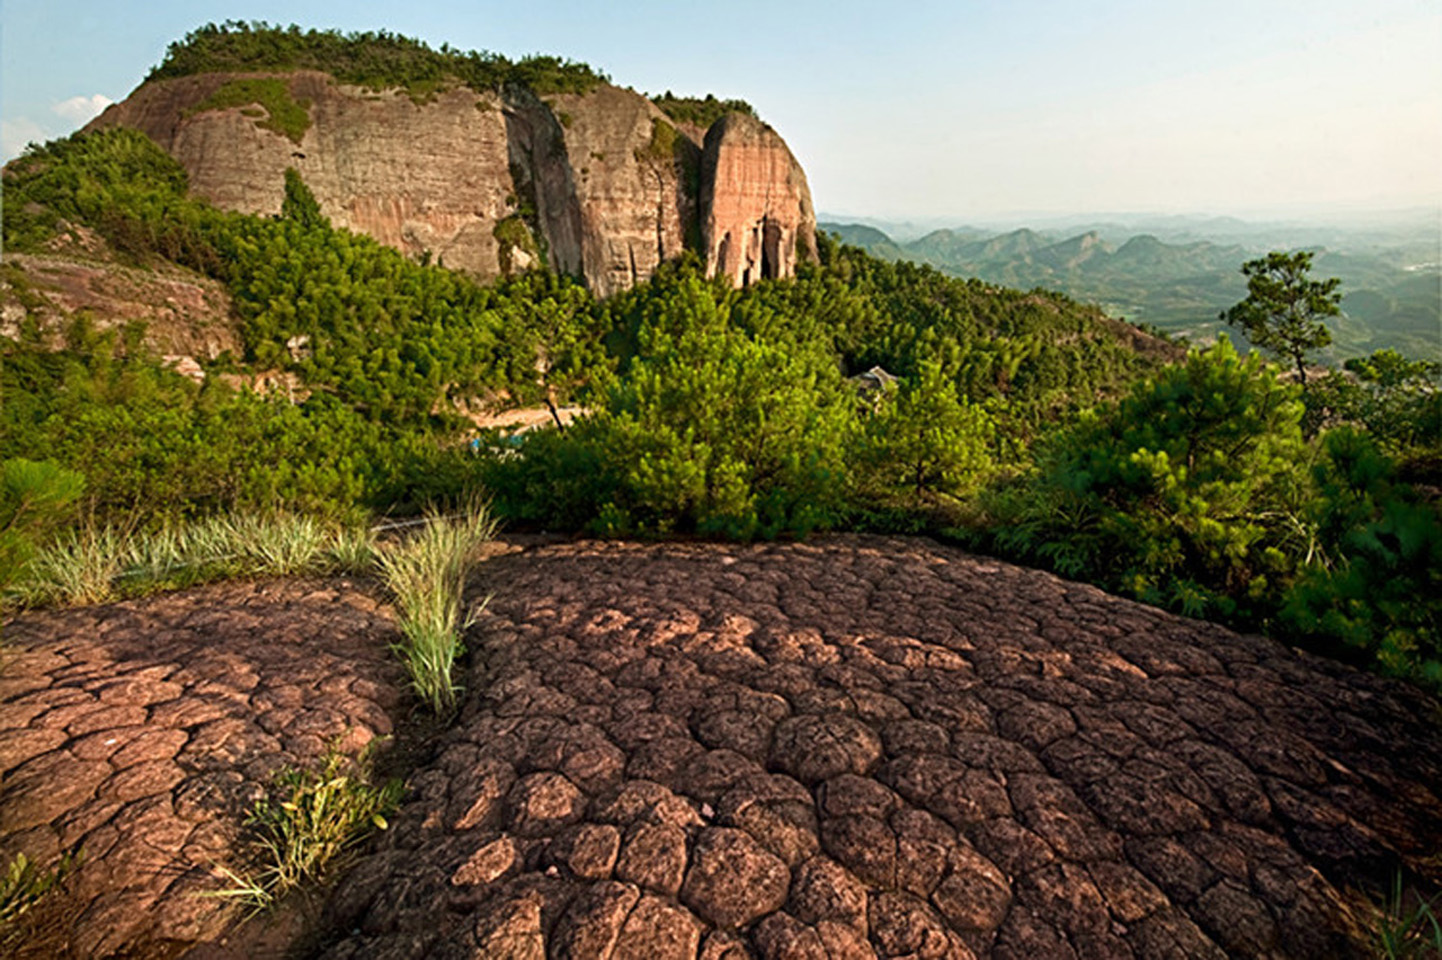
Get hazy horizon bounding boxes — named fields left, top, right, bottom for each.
left=3, top=0, right=1439, bottom=220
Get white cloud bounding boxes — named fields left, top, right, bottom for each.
left=1, top=117, right=50, bottom=160
left=52, top=94, right=113, bottom=124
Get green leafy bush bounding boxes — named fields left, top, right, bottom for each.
left=982, top=338, right=1309, bottom=620
left=1281, top=428, right=1442, bottom=687
left=281, top=167, right=326, bottom=227
left=488, top=272, right=855, bottom=538
left=0, top=459, right=84, bottom=589
left=858, top=360, right=995, bottom=505
left=648, top=91, right=757, bottom=128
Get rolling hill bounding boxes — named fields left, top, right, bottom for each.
left=822, top=220, right=1441, bottom=362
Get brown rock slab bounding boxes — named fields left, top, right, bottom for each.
left=682, top=827, right=792, bottom=930
left=506, top=771, right=586, bottom=836
left=615, top=822, right=688, bottom=896
left=11, top=536, right=1439, bottom=959
left=549, top=822, right=622, bottom=880
left=451, top=835, right=519, bottom=886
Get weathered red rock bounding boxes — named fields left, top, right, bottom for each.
left=681, top=827, right=792, bottom=930
left=700, top=112, right=817, bottom=288
left=87, top=73, right=817, bottom=294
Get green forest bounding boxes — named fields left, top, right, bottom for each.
left=3, top=124, right=1439, bottom=691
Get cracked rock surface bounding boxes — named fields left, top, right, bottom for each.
left=0, top=579, right=401, bottom=958
left=322, top=536, right=1442, bottom=960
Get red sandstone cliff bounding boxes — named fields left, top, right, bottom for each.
left=87, top=72, right=815, bottom=294
left=701, top=113, right=818, bottom=287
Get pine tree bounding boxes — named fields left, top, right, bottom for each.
left=1222, top=251, right=1340, bottom=388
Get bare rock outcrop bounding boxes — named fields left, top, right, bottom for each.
left=700, top=112, right=818, bottom=287
left=88, top=71, right=816, bottom=294
left=89, top=72, right=515, bottom=278
left=4, top=536, right=1442, bottom=956
left=0, top=248, right=239, bottom=363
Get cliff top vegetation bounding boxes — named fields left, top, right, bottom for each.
left=147, top=21, right=610, bottom=96
left=648, top=92, right=757, bottom=128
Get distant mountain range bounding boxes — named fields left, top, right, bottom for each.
left=820, top=220, right=1441, bottom=363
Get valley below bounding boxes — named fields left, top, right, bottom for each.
left=821, top=216, right=1442, bottom=363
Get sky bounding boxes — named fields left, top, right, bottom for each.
left=2, top=0, right=1439, bottom=222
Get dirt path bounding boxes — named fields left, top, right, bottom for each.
left=3, top=535, right=1441, bottom=958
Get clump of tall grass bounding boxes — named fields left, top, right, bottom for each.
left=14, top=527, right=124, bottom=606
left=7, top=513, right=379, bottom=608
left=225, top=514, right=330, bottom=576
left=327, top=523, right=378, bottom=574
left=377, top=503, right=495, bottom=714
left=204, top=743, right=400, bottom=911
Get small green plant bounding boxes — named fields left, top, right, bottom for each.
left=378, top=502, right=495, bottom=714
left=205, top=744, right=401, bottom=911
left=0, top=850, right=81, bottom=927
left=1375, top=872, right=1442, bottom=959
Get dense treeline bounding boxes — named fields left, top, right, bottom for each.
left=3, top=126, right=1439, bottom=688
left=148, top=21, right=608, bottom=96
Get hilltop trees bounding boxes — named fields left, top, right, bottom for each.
left=1222, top=251, right=1340, bottom=388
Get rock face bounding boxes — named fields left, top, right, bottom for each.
left=87, top=72, right=816, bottom=295
left=701, top=113, right=818, bottom=287
left=5, top=536, right=1442, bottom=957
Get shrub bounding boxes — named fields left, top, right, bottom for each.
left=858, top=360, right=994, bottom=505
left=188, top=78, right=312, bottom=143
left=1280, top=428, right=1442, bottom=688
left=148, top=21, right=609, bottom=97
left=648, top=91, right=757, bottom=128
left=982, top=338, right=1310, bottom=620
left=489, top=278, right=856, bottom=539
left=0, top=459, right=84, bottom=590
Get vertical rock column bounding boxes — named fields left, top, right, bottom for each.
left=699, top=113, right=817, bottom=287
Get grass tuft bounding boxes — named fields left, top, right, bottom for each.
left=378, top=502, right=495, bottom=714
left=15, top=528, right=123, bottom=606
left=327, top=524, right=378, bottom=574
left=225, top=514, right=330, bottom=576
left=6, top=512, right=377, bottom=608
left=203, top=743, right=400, bottom=911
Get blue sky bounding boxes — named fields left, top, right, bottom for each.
left=3, top=0, right=1439, bottom=220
